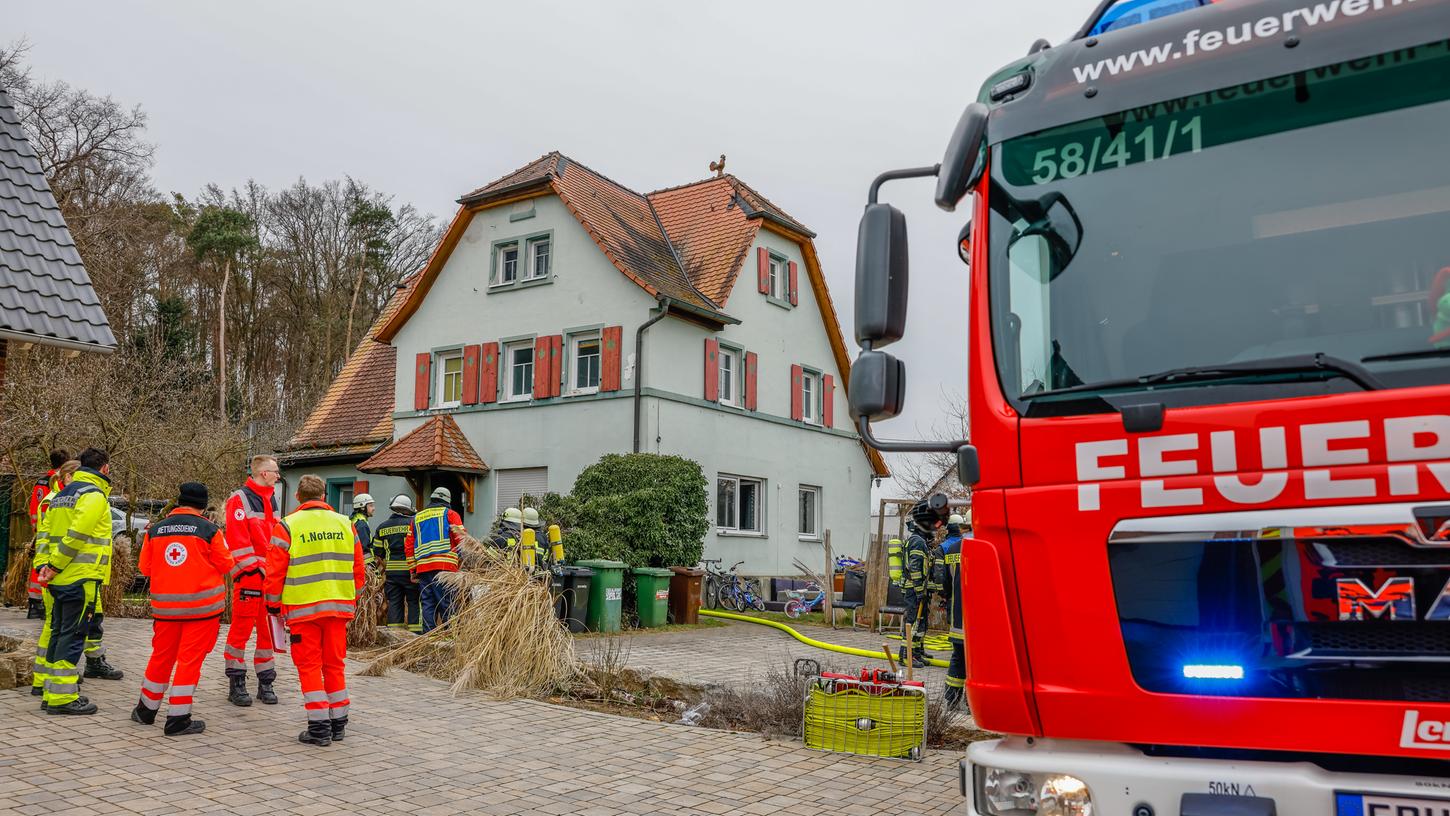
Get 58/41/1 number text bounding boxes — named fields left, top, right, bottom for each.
left=1030, top=115, right=1204, bottom=183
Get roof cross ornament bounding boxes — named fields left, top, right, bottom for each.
left=709, top=154, right=726, bottom=178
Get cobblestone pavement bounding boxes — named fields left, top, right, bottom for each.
left=0, top=608, right=965, bottom=815
left=589, top=619, right=950, bottom=691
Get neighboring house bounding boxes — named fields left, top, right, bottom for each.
left=0, top=89, right=116, bottom=362
left=0, top=87, right=116, bottom=575
left=282, top=152, right=888, bottom=575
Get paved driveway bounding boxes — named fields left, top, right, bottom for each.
left=0, top=609, right=965, bottom=815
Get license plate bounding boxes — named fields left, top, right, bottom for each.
left=1336, top=792, right=1450, bottom=816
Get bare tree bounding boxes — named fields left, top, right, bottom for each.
left=889, top=389, right=971, bottom=499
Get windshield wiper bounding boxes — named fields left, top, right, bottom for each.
left=1021, top=352, right=1385, bottom=400
left=1362, top=347, right=1450, bottom=364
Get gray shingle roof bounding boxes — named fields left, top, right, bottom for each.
left=0, top=89, right=115, bottom=353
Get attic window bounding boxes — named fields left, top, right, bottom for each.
left=768, top=257, right=783, bottom=300
left=497, top=243, right=520, bottom=285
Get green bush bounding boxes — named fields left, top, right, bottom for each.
left=529, top=453, right=708, bottom=568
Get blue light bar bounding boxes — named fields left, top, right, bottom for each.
left=1182, top=664, right=1244, bottom=680
left=1090, top=0, right=1216, bottom=36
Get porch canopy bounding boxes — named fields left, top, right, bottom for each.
left=358, top=414, right=489, bottom=513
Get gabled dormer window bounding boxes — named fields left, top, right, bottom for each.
left=492, top=231, right=553, bottom=290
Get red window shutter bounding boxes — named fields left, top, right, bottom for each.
left=790, top=364, right=803, bottom=421
left=353, top=480, right=369, bottom=496
left=413, top=352, right=431, bottom=410
left=533, top=337, right=551, bottom=399
left=704, top=339, right=719, bottom=402
left=744, top=352, right=758, bottom=411
left=788, top=261, right=799, bottom=306
left=601, top=326, right=623, bottom=392
left=461, top=344, right=481, bottom=405
left=549, top=335, right=564, bottom=397
left=757, top=247, right=770, bottom=294
left=480, top=342, right=499, bottom=404
left=823, top=374, right=834, bottom=428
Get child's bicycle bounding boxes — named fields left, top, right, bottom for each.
left=717, top=560, right=766, bottom=612
left=783, top=582, right=826, bottom=619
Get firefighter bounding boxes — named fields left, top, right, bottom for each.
left=29, top=460, right=80, bottom=701
left=521, top=507, right=549, bottom=569
left=350, top=493, right=375, bottom=558
left=490, top=507, right=523, bottom=550
left=404, top=487, right=467, bottom=633
left=371, top=494, right=420, bottom=633
left=222, top=454, right=283, bottom=707
left=38, top=448, right=116, bottom=714
left=898, top=495, right=948, bottom=670
left=264, top=474, right=365, bottom=747
left=131, top=483, right=234, bottom=736
left=939, top=514, right=968, bottom=708
left=25, top=449, right=69, bottom=618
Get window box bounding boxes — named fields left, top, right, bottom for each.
left=717, top=474, right=764, bottom=534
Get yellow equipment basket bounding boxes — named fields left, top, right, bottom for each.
left=802, top=675, right=927, bottom=761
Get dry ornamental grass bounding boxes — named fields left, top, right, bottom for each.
left=1, top=539, right=32, bottom=607
left=361, top=536, right=577, bottom=699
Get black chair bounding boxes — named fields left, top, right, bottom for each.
left=832, top=570, right=867, bottom=629
left=878, top=583, right=907, bottom=633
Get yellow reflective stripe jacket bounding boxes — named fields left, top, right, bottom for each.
left=48, top=469, right=113, bottom=586
left=30, top=488, right=58, bottom=571
left=270, top=503, right=362, bottom=623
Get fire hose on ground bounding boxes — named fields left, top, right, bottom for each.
left=698, top=608, right=950, bottom=669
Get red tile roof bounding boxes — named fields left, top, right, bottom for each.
left=358, top=414, right=489, bottom=475
left=647, top=177, right=761, bottom=307
left=281, top=273, right=418, bottom=461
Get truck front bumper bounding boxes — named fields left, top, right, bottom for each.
left=961, top=737, right=1450, bottom=816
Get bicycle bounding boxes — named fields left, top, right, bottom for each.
left=700, top=558, right=729, bottom=609
left=717, top=560, right=766, bottom=612
left=784, top=581, right=826, bottom=619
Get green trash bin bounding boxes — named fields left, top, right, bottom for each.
left=579, top=559, right=627, bottom=633
left=632, top=567, right=674, bottom=628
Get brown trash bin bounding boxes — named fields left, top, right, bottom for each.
left=668, top=566, right=704, bottom=624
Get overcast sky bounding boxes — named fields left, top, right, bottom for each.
left=13, top=0, right=1089, bottom=497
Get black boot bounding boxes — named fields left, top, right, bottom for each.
left=256, top=680, right=278, bottom=705
left=26, top=599, right=44, bottom=619
left=131, top=703, right=157, bottom=725
left=164, top=715, right=205, bottom=736
left=298, top=721, right=332, bottom=747
left=83, top=655, right=124, bottom=680
left=911, top=649, right=928, bottom=669
left=30, top=685, right=42, bottom=697
left=42, top=694, right=88, bottom=712
left=330, top=717, right=347, bottom=742
left=46, top=699, right=98, bottom=715
left=227, top=675, right=253, bottom=707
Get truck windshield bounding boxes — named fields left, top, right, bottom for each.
left=988, top=41, right=1450, bottom=414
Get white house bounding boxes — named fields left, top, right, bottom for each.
left=280, top=152, right=887, bottom=574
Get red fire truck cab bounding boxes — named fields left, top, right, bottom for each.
left=849, top=1, right=1450, bottom=814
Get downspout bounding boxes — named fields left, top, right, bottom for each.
left=633, top=297, right=672, bottom=453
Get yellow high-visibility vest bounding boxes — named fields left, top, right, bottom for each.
left=278, top=507, right=357, bottom=616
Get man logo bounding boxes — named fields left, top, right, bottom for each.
left=1402, top=711, right=1450, bottom=751
left=1337, top=577, right=1450, bottom=621
left=164, top=541, right=188, bottom=567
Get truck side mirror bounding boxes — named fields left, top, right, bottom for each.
left=935, top=102, right=990, bottom=212
left=854, top=203, right=910, bottom=348
left=957, top=445, right=980, bottom=487
left=848, top=349, right=906, bottom=421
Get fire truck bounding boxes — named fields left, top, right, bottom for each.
left=847, top=0, right=1450, bottom=814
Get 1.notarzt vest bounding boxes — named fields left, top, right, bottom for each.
left=411, top=505, right=457, bottom=571
left=277, top=507, right=358, bottom=623
left=372, top=512, right=412, bottom=574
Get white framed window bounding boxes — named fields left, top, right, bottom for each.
left=718, top=346, right=738, bottom=407
left=504, top=341, right=535, bottom=401
left=798, top=485, right=821, bottom=540
left=768, top=257, right=782, bottom=299
left=801, top=369, right=822, bottom=424
left=436, top=351, right=464, bottom=407
left=526, top=237, right=551, bottom=280
left=717, top=474, right=764, bottom=533
left=495, top=242, right=520, bottom=286
left=570, top=333, right=601, bottom=394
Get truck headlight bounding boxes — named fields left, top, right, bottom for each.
left=976, top=767, right=1093, bottom=816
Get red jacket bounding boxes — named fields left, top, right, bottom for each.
left=224, top=478, right=278, bottom=578
left=27, top=469, right=57, bottom=527
left=139, top=507, right=234, bottom=620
